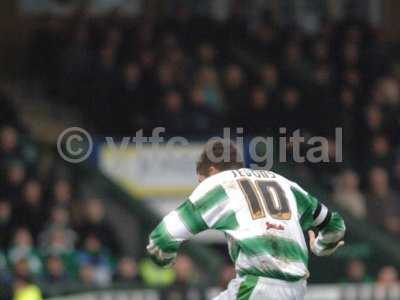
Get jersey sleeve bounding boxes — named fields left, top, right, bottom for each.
left=147, top=174, right=238, bottom=266
left=290, top=182, right=346, bottom=256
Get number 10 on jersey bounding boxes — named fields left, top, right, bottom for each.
left=237, top=179, right=291, bottom=221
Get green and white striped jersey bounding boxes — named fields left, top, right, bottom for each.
left=147, top=168, right=345, bottom=282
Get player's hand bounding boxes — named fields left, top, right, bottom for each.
left=147, top=241, right=176, bottom=267
left=308, top=230, right=344, bottom=256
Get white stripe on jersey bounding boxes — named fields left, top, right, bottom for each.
left=164, top=210, right=193, bottom=241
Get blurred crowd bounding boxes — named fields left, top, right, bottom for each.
left=25, top=8, right=400, bottom=236
left=0, top=119, right=207, bottom=298
left=5, top=3, right=400, bottom=297
left=343, top=259, right=400, bottom=288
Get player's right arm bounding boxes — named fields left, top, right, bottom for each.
left=147, top=173, right=237, bottom=266
left=146, top=198, right=208, bottom=266
left=290, top=182, right=346, bottom=256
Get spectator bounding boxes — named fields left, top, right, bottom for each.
left=40, top=228, right=77, bottom=277
left=366, top=134, right=392, bottom=169
left=276, top=87, right=304, bottom=133
left=167, top=47, right=188, bottom=86
left=2, top=161, right=26, bottom=202
left=42, top=227, right=75, bottom=255
left=373, top=77, right=400, bottom=107
left=341, top=259, right=372, bottom=283
left=376, top=266, right=399, bottom=287
left=311, top=64, right=333, bottom=92
left=196, top=43, right=216, bottom=67
left=243, top=86, right=274, bottom=133
left=311, top=39, right=330, bottom=64
left=77, top=234, right=114, bottom=286
left=138, top=49, right=156, bottom=82
left=51, top=179, right=73, bottom=208
left=250, top=21, right=278, bottom=58
left=155, top=90, right=189, bottom=133
left=17, top=179, right=45, bottom=238
left=365, top=167, right=400, bottom=235
left=78, top=263, right=96, bottom=287
left=154, top=63, right=178, bottom=101
left=0, top=199, right=14, bottom=248
left=223, top=64, right=247, bottom=121
left=0, top=126, right=19, bottom=166
left=341, top=68, right=362, bottom=90
left=194, top=66, right=223, bottom=113
left=163, top=254, right=197, bottom=299
left=8, top=228, right=42, bottom=277
left=341, top=42, right=360, bottom=70
left=13, top=276, right=43, bottom=300
left=44, top=206, right=71, bottom=229
left=332, top=169, right=367, bottom=219
left=259, top=64, right=279, bottom=97
left=12, top=258, right=32, bottom=288
left=280, top=42, right=309, bottom=86
left=41, top=255, right=72, bottom=285
left=360, top=105, right=386, bottom=155
left=78, top=198, right=120, bottom=254
left=187, top=86, right=218, bottom=132
left=38, top=207, right=77, bottom=255
left=113, top=257, right=141, bottom=284
left=172, top=254, right=196, bottom=286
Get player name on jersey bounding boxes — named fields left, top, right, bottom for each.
left=231, top=169, right=276, bottom=179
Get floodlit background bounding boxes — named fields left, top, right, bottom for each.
left=1, top=0, right=400, bottom=299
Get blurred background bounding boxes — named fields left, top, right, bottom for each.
left=1, top=0, right=400, bottom=299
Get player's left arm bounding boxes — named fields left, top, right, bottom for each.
left=291, top=183, right=346, bottom=256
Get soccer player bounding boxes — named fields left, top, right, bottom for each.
left=147, top=141, right=345, bottom=299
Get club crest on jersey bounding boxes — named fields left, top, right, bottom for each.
left=266, top=221, right=284, bottom=231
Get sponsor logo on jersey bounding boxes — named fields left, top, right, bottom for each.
left=266, top=221, right=285, bottom=231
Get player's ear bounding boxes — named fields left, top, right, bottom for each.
left=208, top=166, right=220, bottom=176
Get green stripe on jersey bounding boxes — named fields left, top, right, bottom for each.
left=238, top=235, right=308, bottom=264
left=177, top=200, right=208, bottom=234
left=323, top=211, right=346, bottom=233
left=238, top=267, right=305, bottom=282
left=237, top=275, right=258, bottom=300
left=212, top=211, right=239, bottom=230
left=291, top=186, right=318, bottom=230
left=194, top=185, right=228, bottom=214
left=149, top=222, right=180, bottom=253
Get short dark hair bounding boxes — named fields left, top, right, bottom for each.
left=196, top=140, right=244, bottom=176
